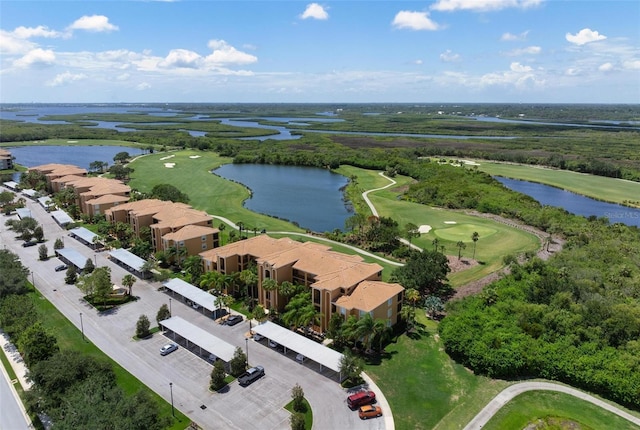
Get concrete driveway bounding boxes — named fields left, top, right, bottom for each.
left=1, top=195, right=389, bottom=430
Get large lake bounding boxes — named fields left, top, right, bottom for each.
left=214, top=164, right=351, bottom=233
left=495, top=177, right=640, bottom=227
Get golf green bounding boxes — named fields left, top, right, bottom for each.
left=433, top=223, right=497, bottom=242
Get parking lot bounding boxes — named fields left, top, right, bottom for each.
left=1, top=195, right=390, bottom=430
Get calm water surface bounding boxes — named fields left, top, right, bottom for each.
left=7, top=145, right=145, bottom=170
left=496, top=177, right=640, bottom=227
left=214, top=164, right=351, bottom=232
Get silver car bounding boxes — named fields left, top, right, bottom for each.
left=160, top=343, right=178, bottom=356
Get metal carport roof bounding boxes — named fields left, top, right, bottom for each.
left=163, top=278, right=219, bottom=313
left=252, top=321, right=344, bottom=373
left=56, top=248, right=90, bottom=269
left=50, top=210, right=74, bottom=225
left=159, top=316, right=236, bottom=362
left=69, top=227, right=99, bottom=244
left=108, top=248, right=146, bottom=272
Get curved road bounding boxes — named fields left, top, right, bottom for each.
left=464, top=382, right=640, bottom=429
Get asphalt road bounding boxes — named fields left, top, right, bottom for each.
left=1, top=195, right=388, bottom=430
left=0, top=357, right=32, bottom=430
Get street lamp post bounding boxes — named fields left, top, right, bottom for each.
left=245, top=337, right=249, bottom=369
left=79, top=312, right=85, bottom=340
left=169, top=298, right=172, bottom=316
left=31, top=271, right=35, bottom=287
left=169, top=382, right=175, bottom=417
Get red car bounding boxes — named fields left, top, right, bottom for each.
left=347, top=390, right=376, bottom=409
left=358, top=405, right=382, bottom=420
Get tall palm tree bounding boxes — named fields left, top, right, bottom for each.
left=373, top=321, right=392, bottom=352
left=456, top=241, right=466, bottom=260
left=471, top=232, right=479, bottom=259
left=122, top=274, right=136, bottom=296
left=353, top=313, right=376, bottom=352
left=218, top=223, right=226, bottom=245
left=432, top=238, right=440, bottom=252
left=200, top=270, right=223, bottom=293
left=405, top=288, right=421, bottom=310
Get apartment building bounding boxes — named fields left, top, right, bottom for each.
left=53, top=176, right=131, bottom=216
left=29, top=163, right=88, bottom=192
left=105, top=198, right=218, bottom=256
left=200, top=235, right=404, bottom=332
left=0, top=149, right=14, bottom=170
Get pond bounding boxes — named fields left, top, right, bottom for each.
left=7, top=145, right=146, bottom=181
left=214, top=164, right=352, bottom=233
left=495, top=177, right=640, bottom=227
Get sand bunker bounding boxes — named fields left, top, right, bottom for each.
left=67, top=140, right=78, bottom=143
left=444, top=221, right=457, bottom=224
left=418, top=225, right=432, bottom=234
left=160, top=155, right=175, bottom=161
left=164, top=163, right=176, bottom=168
left=189, top=155, right=201, bottom=159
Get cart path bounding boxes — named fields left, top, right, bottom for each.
left=463, top=381, right=640, bottom=430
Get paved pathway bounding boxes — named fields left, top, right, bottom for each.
left=464, top=381, right=640, bottom=430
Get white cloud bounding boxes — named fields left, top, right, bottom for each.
left=504, top=46, right=541, bottom=56
left=501, top=30, right=529, bottom=41
left=205, top=39, right=257, bottom=65
left=598, top=62, right=614, bottom=72
left=13, top=48, right=56, bottom=68
left=136, top=82, right=151, bottom=91
left=440, top=50, right=461, bottom=62
left=0, top=30, right=37, bottom=55
left=431, top=0, right=543, bottom=12
left=46, top=71, right=87, bottom=87
left=623, top=60, right=640, bottom=70
left=159, top=49, right=202, bottom=69
left=413, top=59, right=424, bottom=65
left=566, top=28, right=606, bottom=45
left=392, top=11, right=440, bottom=31
left=13, top=25, right=63, bottom=39
left=67, top=15, right=119, bottom=33
left=300, top=3, right=329, bottom=20
left=510, top=62, right=532, bottom=73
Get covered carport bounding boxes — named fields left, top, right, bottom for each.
left=163, top=278, right=222, bottom=320
left=252, top=321, right=344, bottom=381
left=50, top=209, right=74, bottom=227
left=159, top=316, right=236, bottom=367
left=69, top=226, right=101, bottom=249
left=108, top=248, right=148, bottom=278
left=55, top=248, right=90, bottom=272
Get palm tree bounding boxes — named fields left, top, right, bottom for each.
left=218, top=223, right=226, bottom=245
left=432, top=238, right=440, bottom=252
left=122, top=274, right=136, bottom=296
left=405, top=288, right=421, bottom=310
left=373, top=321, right=392, bottom=352
left=353, top=313, right=376, bottom=352
left=399, top=304, right=416, bottom=333
left=200, top=270, right=223, bottom=293
left=236, top=221, right=245, bottom=238
left=456, top=241, right=466, bottom=260
left=471, top=231, right=479, bottom=259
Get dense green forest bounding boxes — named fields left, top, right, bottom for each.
left=439, top=221, right=640, bottom=409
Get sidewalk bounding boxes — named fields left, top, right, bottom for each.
left=0, top=330, right=34, bottom=429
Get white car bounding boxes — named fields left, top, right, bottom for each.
left=295, top=353, right=305, bottom=363
left=160, top=343, right=178, bottom=356
left=253, top=333, right=264, bottom=341
left=268, top=340, right=278, bottom=348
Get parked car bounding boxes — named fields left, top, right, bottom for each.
left=55, top=264, right=68, bottom=272
left=295, top=353, right=305, bottom=363
left=253, top=333, right=264, bottom=341
left=358, top=405, right=382, bottom=420
left=268, top=340, right=278, bottom=348
left=207, top=353, right=217, bottom=363
left=160, top=343, right=178, bottom=356
left=347, top=390, right=376, bottom=409
left=238, top=365, right=265, bottom=386
left=22, top=241, right=37, bottom=247
left=225, top=315, right=243, bottom=326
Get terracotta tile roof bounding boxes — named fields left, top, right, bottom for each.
left=104, top=199, right=175, bottom=217
left=30, top=163, right=87, bottom=175
left=162, top=224, right=219, bottom=241
left=85, top=194, right=131, bottom=205
left=200, top=234, right=292, bottom=261
left=334, top=280, right=404, bottom=312
left=152, top=206, right=212, bottom=229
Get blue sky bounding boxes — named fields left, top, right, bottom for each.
left=1, top=0, right=639, bottom=103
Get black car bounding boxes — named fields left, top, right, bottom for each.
left=55, top=264, right=68, bottom=272
left=22, top=241, right=37, bottom=247
left=225, top=315, right=243, bottom=326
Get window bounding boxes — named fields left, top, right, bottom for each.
left=201, top=235, right=206, bottom=242
left=179, top=241, right=185, bottom=247
left=313, top=289, right=320, bottom=304
left=387, top=308, right=392, bottom=318
left=339, top=307, right=346, bottom=315
left=201, top=243, right=207, bottom=250
left=397, top=291, right=403, bottom=301
left=387, top=298, right=392, bottom=306
left=397, top=302, right=402, bottom=313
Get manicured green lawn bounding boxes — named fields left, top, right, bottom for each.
left=366, top=314, right=509, bottom=430
left=472, top=160, right=640, bottom=207
left=128, top=150, right=305, bottom=234
left=28, top=288, right=190, bottom=430
left=482, top=390, right=640, bottom=430
left=284, top=398, right=313, bottom=430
